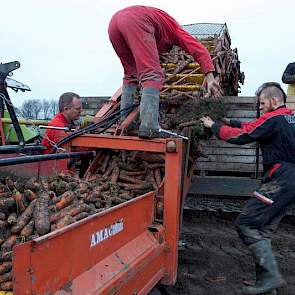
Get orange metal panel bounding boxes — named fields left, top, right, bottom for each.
left=54, top=230, right=166, bottom=294
left=71, top=134, right=167, bottom=153
left=0, top=154, right=68, bottom=178
left=94, top=87, right=122, bottom=122
left=162, top=139, right=183, bottom=284
left=13, top=192, right=155, bottom=294
left=11, top=135, right=187, bottom=294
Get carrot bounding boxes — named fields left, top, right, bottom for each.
left=20, top=219, right=34, bottom=237
left=11, top=199, right=36, bottom=233
left=118, top=174, right=145, bottom=184
left=12, top=189, right=26, bottom=213
left=117, top=182, right=152, bottom=190
left=94, top=201, right=102, bottom=208
left=0, top=252, right=12, bottom=262
left=0, top=198, right=15, bottom=214
left=120, top=170, right=146, bottom=176
left=119, top=193, right=133, bottom=201
left=154, top=168, right=162, bottom=188
left=84, top=190, right=101, bottom=203
left=50, top=203, right=91, bottom=223
left=147, top=169, right=158, bottom=190
left=0, top=184, right=7, bottom=193
left=131, top=190, right=146, bottom=197
left=101, top=182, right=110, bottom=191
left=101, top=153, right=110, bottom=173
left=55, top=215, right=74, bottom=230
left=55, top=191, right=76, bottom=210
left=23, top=189, right=38, bottom=202
left=48, top=191, right=56, bottom=199
left=111, top=197, right=125, bottom=205
left=0, top=262, right=12, bottom=275
left=74, top=212, right=89, bottom=221
left=0, top=280, right=13, bottom=290
left=7, top=212, right=17, bottom=225
left=25, top=178, right=41, bottom=192
left=1, top=235, right=17, bottom=251
left=0, top=221, right=7, bottom=230
left=5, top=178, right=15, bottom=191
left=40, top=179, right=50, bottom=191
left=34, top=192, right=50, bottom=235
left=0, top=192, right=9, bottom=198
left=110, top=166, right=120, bottom=184
left=79, top=183, right=88, bottom=194
left=67, top=182, right=78, bottom=191
left=0, top=272, right=12, bottom=283
left=55, top=180, right=69, bottom=196
left=135, top=153, right=165, bottom=163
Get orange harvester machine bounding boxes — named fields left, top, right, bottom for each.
left=11, top=88, right=193, bottom=295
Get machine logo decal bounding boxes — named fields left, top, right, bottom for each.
left=90, top=218, right=124, bottom=247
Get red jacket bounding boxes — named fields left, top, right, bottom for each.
left=212, top=106, right=295, bottom=171
left=42, top=113, right=71, bottom=153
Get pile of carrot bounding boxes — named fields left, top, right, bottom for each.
left=0, top=150, right=165, bottom=291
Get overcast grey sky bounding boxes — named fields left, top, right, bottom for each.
left=1, top=0, right=294, bottom=107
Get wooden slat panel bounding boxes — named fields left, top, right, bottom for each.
left=203, top=147, right=257, bottom=156
left=222, top=96, right=257, bottom=103
left=196, top=162, right=262, bottom=172
left=226, top=103, right=257, bottom=111
left=200, top=138, right=257, bottom=149
left=286, top=102, right=295, bottom=110
left=286, top=96, right=295, bottom=102
left=198, top=154, right=261, bottom=164
left=227, top=110, right=257, bottom=118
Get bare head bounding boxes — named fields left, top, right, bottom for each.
left=59, top=92, right=82, bottom=121
left=256, top=82, right=286, bottom=114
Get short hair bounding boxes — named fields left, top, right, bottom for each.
left=256, top=82, right=286, bottom=103
left=59, top=92, right=81, bottom=112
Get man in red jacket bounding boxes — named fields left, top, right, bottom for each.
left=108, top=5, right=222, bottom=138
left=42, top=92, right=82, bottom=153
left=201, top=83, right=291, bottom=294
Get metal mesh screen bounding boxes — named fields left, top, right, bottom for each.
left=183, top=23, right=227, bottom=39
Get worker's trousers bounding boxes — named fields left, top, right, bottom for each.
left=108, top=9, right=164, bottom=90
left=235, top=161, right=295, bottom=246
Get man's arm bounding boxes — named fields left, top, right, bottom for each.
left=282, top=63, right=295, bottom=84
left=200, top=114, right=276, bottom=145
left=174, top=28, right=222, bottom=97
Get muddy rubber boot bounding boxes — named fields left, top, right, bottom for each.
left=242, top=240, right=286, bottom=294
left=138, top=87, right=160, bottom=139
left=120, top=85, right=137, bottom=120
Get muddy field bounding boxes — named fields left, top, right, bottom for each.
left=152, top=210, right=295, bottom=295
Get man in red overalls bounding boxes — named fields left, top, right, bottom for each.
left=42, top=92, right=82, bottom=153
left=108, top=5, right=222, bottom=138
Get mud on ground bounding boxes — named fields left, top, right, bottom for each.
left=152, top=211, right=295, bottom=295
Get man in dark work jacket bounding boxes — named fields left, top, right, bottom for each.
left=201, top=82, right=293, bottom=294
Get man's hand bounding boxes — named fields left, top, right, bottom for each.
left=205, top=72, right=223, bottom=98
left=200, top=116, right=215, bottom=128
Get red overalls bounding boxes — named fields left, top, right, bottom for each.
left=108, top=5, right=214, bottom=90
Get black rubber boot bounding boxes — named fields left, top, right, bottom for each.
left=242, top=240, right=286, bottom=294
left=138, top=87, right=160, bottom=139
left=120, top=85, right=137, bottom=120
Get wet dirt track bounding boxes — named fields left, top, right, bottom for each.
left=152, top=211, right=295, bottom=295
